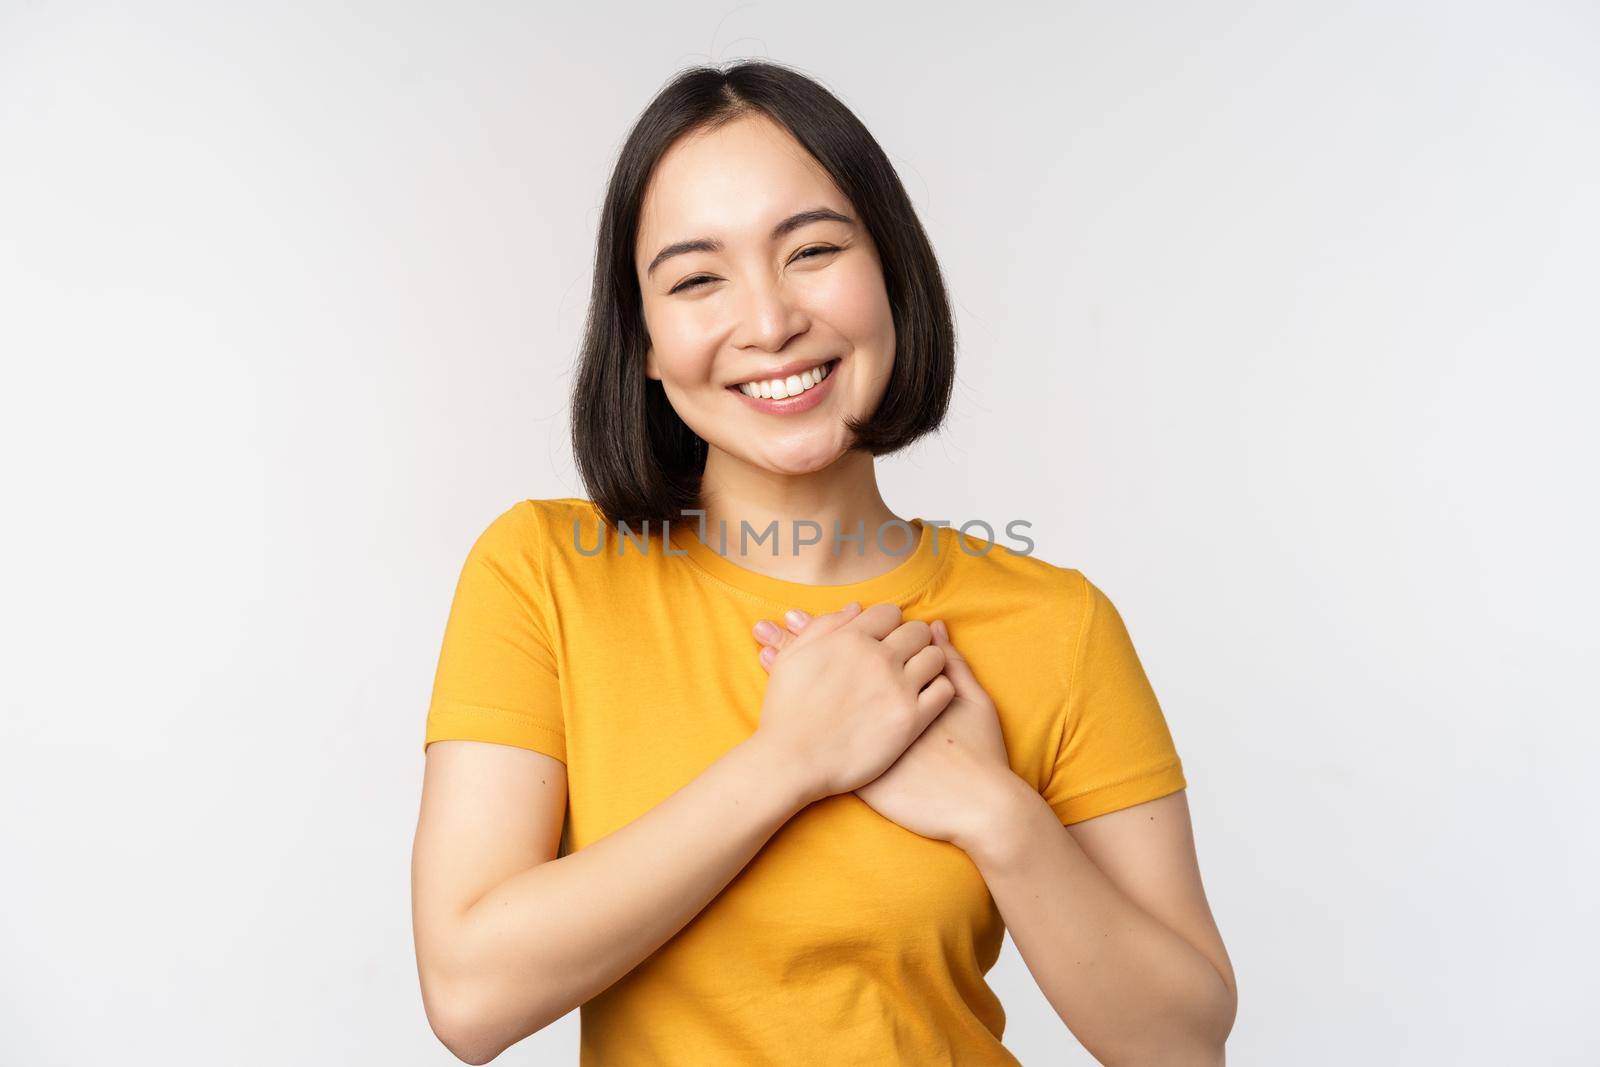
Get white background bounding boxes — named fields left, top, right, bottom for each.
left=3, top=1, right=1597, bottom=1063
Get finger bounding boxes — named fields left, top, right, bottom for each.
left=932, top=619, right=981, bottom=695
left=915, top=674, right=955, bottom=719
left=790, top=600, right=864, bottom=645
left=903, top=644, right=946, bottom=691
left=880, top=618, right=933, bottom=665
left=844, top=602, right=902, bottom=640
left=782, top=608, right=813, bottom=636
left=753, top=617, right=801, bottom=651
left=759, top=645, right=776, bottom=672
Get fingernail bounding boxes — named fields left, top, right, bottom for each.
left=784, top=609, right=808, bottom=629
left=754, top=620, right=780, bottom=642
left=759, top=646, right=776, bottom=666
left=934, top=619, right=947, bottom=641
left=843, top=601, right=861, bottom=614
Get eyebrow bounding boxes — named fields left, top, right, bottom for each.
left=645, top=206, right=855, bottom=278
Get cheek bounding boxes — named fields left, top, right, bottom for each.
left=644, top=307, right=717, bottom=382
left=812, top=256, right=894, bottom=344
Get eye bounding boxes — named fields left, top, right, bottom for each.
left=667, top=246, right=840, bottom=296
left=669, top=275, right=714, bottom=295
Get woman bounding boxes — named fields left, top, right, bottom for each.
left=411, top=61, right=1236, bottom=1065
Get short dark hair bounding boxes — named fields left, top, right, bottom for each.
left=569, top=60, right=956, bottom=532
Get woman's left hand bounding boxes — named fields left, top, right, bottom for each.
left=752, top=610, right=1019, bottom=852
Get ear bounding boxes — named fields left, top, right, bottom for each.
left=644, top=345, right=661, bottom=381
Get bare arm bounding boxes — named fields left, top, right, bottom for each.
left=411, top=733, right=809, bottom=1064
left=412, top=601, right=946, bottom=1063
left=963, top=781, right=1237, bottom=1065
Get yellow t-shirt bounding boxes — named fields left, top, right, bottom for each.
left=424, top=498, right=1187, bottom=1065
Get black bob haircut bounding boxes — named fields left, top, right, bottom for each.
left=569, top=60, right=956, bottom=532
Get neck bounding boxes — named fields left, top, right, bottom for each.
left=691, top=446, right=916, bottom=586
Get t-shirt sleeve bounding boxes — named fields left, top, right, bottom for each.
left=1040, top=572, right=1186, bottom=825
left=422, top=502, right=566, bottom=763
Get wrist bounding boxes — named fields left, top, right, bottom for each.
left=739, top=730, right=819, bottom=816
left=953, top=768, right=1052, bottom=870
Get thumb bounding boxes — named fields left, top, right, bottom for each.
left=932, top=619, right=981, bottom=695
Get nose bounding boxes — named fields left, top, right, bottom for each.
left=730, top=271, right=809, bottom=354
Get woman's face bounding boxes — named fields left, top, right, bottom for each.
left=634, top=112, right=896, bottom=476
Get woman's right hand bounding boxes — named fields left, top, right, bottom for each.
left=751, top=601, right=956, bottom=806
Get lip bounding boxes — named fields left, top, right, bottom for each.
left=727, top=357, right=840, bottom=416
left=726, top=356, right=837, bottom=388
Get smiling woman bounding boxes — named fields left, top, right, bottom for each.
left=570, top=68, right=955, bottom=531
left=412, top=60, right=1235, bottom=1066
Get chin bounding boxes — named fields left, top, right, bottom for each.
left=753, top=441, right=847, bottom=476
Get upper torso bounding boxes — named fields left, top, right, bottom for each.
left=424, top=498, right=1187, bottom=1065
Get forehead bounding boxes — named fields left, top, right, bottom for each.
left=636, top=113, right=846, bottom=257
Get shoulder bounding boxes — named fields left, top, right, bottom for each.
left=456, top=499, right=611, bottom=595
left=934, top=524, right=1112, bottom=678
left=935, top=521, right=1092, bottom=609
left=468, top=498, right=601, bottom=557
left=451, top=499, right=608, bottom=621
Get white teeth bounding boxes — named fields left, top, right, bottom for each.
left=735, top=359, right=834, bottom=400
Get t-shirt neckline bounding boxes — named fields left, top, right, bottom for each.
left=667, top=514, right=947, bottom=613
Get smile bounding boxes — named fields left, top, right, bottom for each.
left=726, top=357, right=840, bottom=415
